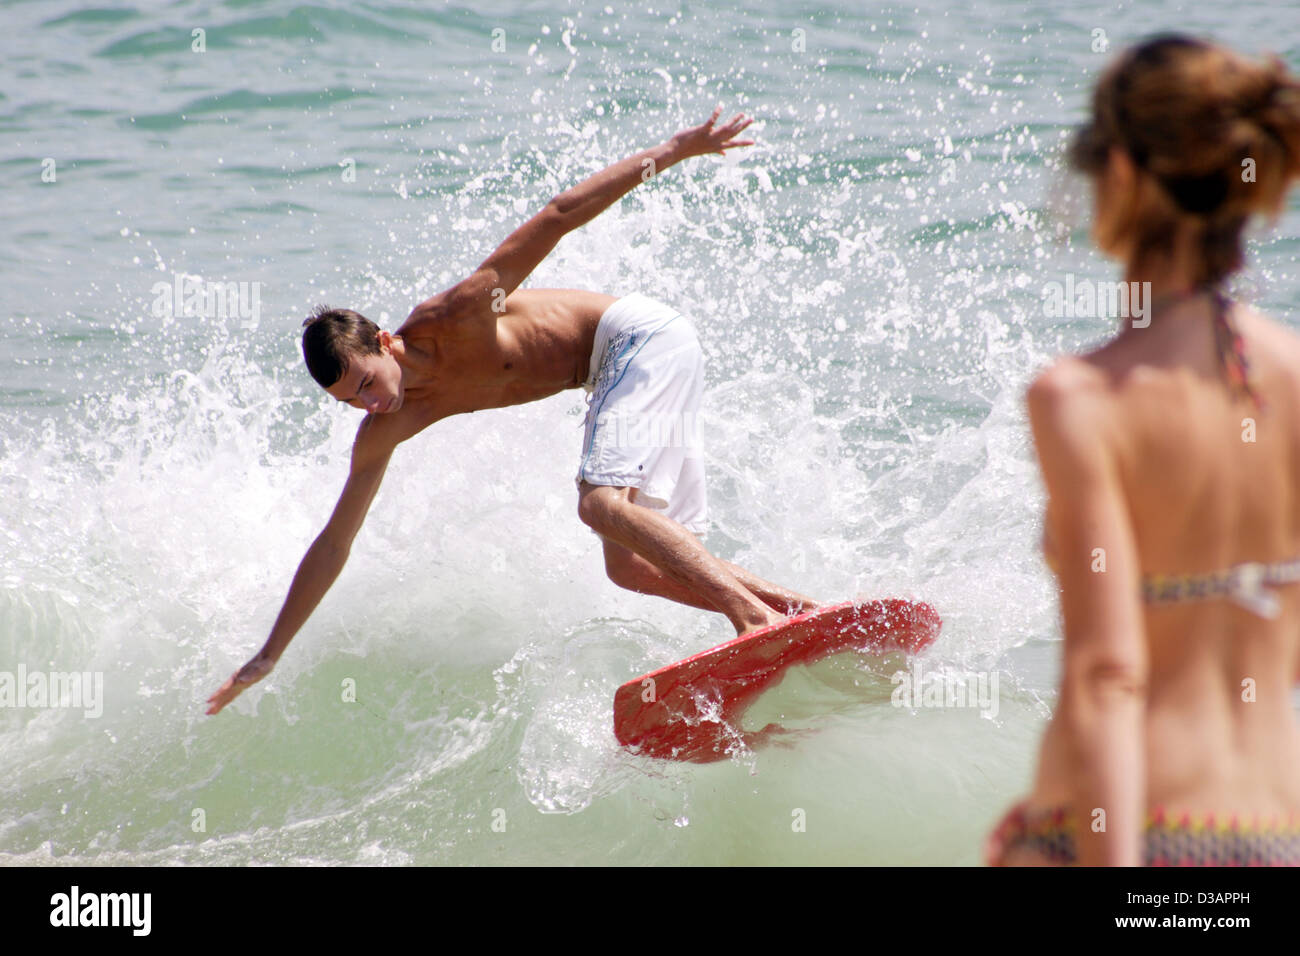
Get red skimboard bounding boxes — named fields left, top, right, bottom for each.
left=613, top=599, right=941, bottom=763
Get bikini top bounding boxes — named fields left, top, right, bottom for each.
left=1209, top=288, right=1266, bottom=414
left=1040, top=291, right=1296, bottom=619
left=1043, top=535, right=1300, bottom=619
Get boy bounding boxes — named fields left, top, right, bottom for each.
left=208, top=109, right=813, bottom=715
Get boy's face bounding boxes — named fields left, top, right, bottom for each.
left=325, top=335, right=404, bottom=414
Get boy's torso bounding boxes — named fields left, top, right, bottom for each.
left=397, top=288, right=618, bottom=418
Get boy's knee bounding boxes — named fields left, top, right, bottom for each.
left=577, top=484, right=627, bottom=532
left=577, top=490, right=606, bottom=530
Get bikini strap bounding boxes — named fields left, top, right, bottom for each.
left=1210, top=289, right=1266, bottom=413
left=1143, top=558, right=1300, bottom=618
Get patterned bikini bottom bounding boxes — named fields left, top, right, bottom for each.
left=986, top=801, right=1300, bottom=866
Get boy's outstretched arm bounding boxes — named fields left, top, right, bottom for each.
left=205, top=420, right=396, bottom=715
left=405, top=107, right=755, bottom=327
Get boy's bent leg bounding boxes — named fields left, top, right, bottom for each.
left=717, top=561, right=819, bottom=615
left=586, top=488, right=817, bottom=617
left=578, top=481, right=782, bottom=635
left=602, top=540, right=718, bottom=612
left=603, top=531, right=816, bottom=616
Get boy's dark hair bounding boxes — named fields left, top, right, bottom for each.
left=301, top=306, right=382, bottom=387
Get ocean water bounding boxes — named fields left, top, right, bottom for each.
left=2, top=0, right=1298, bottom=866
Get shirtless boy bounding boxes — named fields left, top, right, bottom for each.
left=207, top=109, right=814, bottom=715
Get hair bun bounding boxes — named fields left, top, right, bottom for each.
left=1234, top=55, right=1300, bottom=217
left=1075, top=35, right=1300, bottom=285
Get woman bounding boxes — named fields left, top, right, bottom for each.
left=987, top=34, right=1300, bottom=865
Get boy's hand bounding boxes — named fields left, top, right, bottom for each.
left=206, top=655, right=275, bottom=715
left=668, top=107, right=755, bottom=160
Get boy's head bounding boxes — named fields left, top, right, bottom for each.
left=302, top=306, right=404, bottom=414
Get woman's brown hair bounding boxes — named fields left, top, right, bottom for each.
left=1069, top=34, right=1300, bottom=286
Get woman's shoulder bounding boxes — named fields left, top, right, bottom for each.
left=1233, top=305, right=1300, bottom=413
left=1242, top=304, right=1300, bottom=363
left=1025, top=356, right=1114, bottom=422
left=1024, top=357, right=1119, bottom=467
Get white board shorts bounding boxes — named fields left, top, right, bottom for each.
left=577, top=292, right=708, bottom=535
